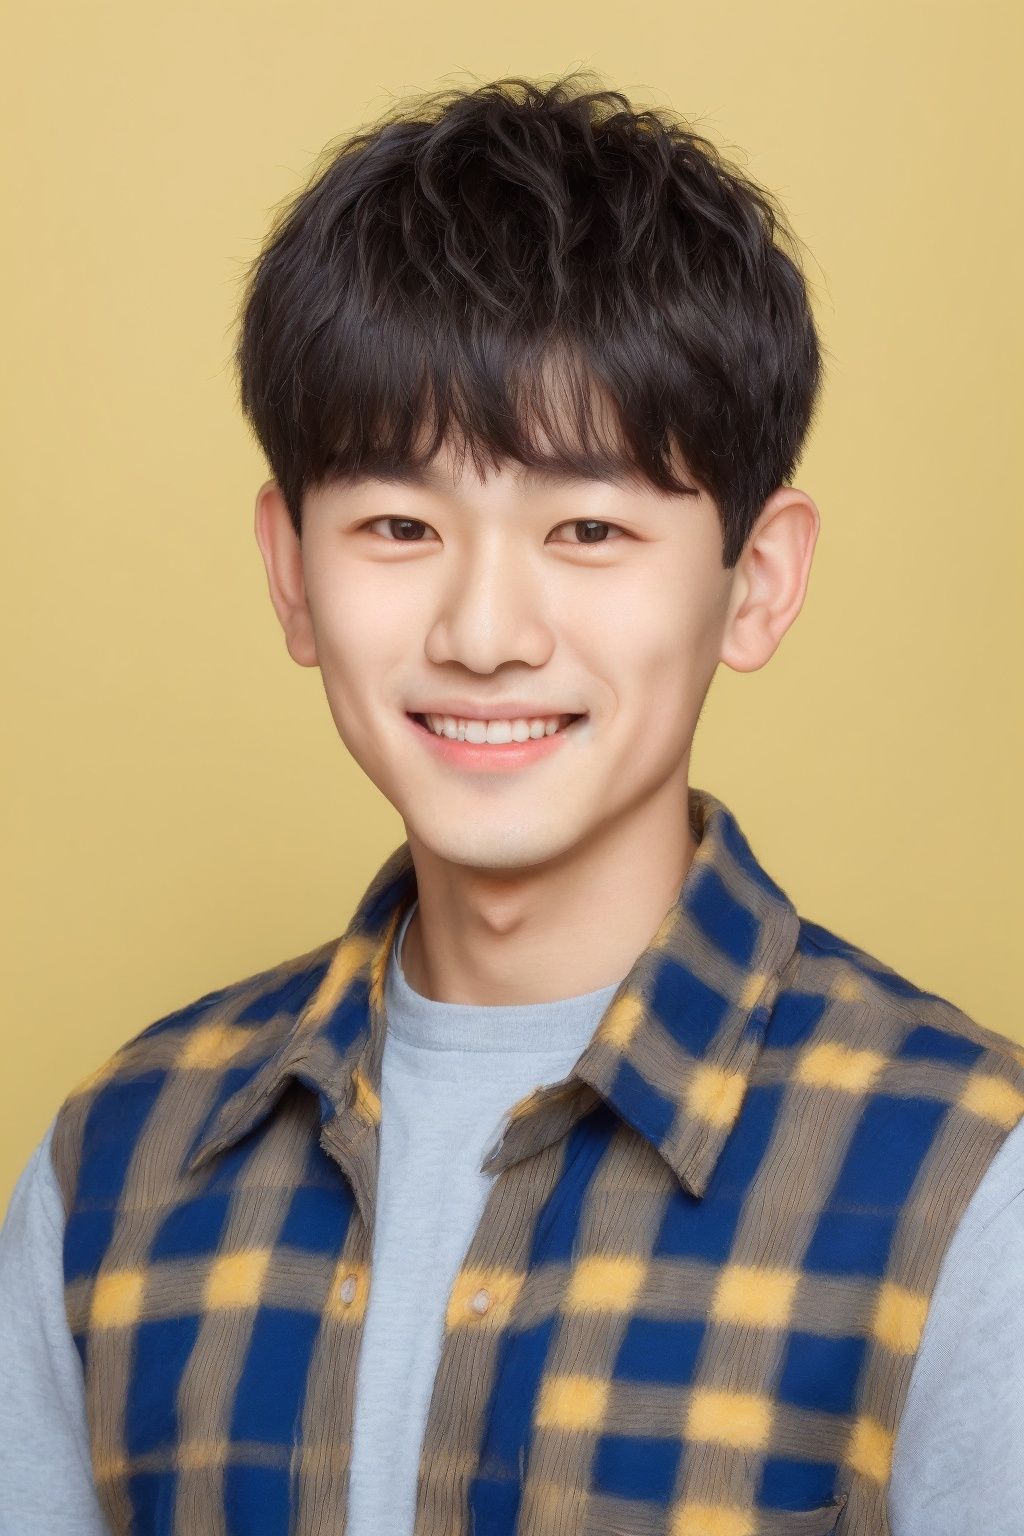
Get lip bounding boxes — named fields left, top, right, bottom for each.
left=405, top=710, right=585, bottom=772
left=409, top=700, right=587, bottom=721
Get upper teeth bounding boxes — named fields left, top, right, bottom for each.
left=424, top=714, right=572, bottom=743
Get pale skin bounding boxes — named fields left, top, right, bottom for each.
left=253, top=435, right=819, bottom=1007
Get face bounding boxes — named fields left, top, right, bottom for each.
left=253, top=436, right=818, bottom=877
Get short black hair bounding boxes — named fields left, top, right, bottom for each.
left=236, top=73, right=825, bottom=568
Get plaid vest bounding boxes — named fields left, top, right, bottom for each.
left=51, top=785, right=1024, bottom=1536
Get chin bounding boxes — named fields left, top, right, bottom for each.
left=412, top=816, right=580, bottom=871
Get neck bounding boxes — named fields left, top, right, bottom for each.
left=399, top=770, right=698, bottom=1006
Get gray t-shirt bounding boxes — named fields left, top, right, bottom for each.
left=2, top=898, right=1023, bottom=1534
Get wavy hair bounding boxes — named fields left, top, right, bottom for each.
left=236, top=73, right=825, bottom=567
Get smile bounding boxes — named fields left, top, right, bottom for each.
left=411, top=712, right=583, bottom=742
left=405, top=711, right=587, bottom=771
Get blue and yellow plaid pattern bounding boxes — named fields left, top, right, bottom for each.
left=51, top=785, right=1024, bottom=1535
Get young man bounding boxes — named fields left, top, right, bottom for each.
left=1, top=75, right=1021, bottom=1536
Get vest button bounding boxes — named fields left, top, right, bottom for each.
left=339, top=1274, right=357, bottom=1305
left=470, top=1288, right=491, bottom=1315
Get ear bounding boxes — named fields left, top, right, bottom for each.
left=718, top=487, right=820, bottom=674
left=252, top=479, right=319, bottom=668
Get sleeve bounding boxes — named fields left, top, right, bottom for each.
left=0, top=1117, right=113, bottom=1536
left=888, top=1114, right=1024, bottom=1536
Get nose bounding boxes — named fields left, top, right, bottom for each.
left=422, top=544, right=555, bottom=675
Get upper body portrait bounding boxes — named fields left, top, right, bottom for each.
left=2, top=70, right=1021, bottom=1536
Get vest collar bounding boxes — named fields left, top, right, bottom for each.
left=185, top=785, right=800, bottom=1201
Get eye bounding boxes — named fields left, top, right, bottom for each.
left=356, top=517, right=627, bottom=546
left=549, top=519, right=627, bottom=546
left=358, top=517, right=436, bottom=541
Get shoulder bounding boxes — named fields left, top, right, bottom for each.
left=48, top=934, right=341, bottom=1216
left=1, top=1119, right=63, bottom=1248
left=0, top=1120, right=68, bottom=1349
left=778, top=912, right=1024, bottom=1081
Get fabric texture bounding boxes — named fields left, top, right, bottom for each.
left=30, top=785, right=1024, bottom=1534
left=347, top=898, right=619, bottom=1534
left=3, top=886, right=1024, bottom=1535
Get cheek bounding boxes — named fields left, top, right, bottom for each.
left=589, top=581, right=710, bottom=690
left=583, top=586, right=720, bottom=763
left=308, top=576, right=396, bottom=682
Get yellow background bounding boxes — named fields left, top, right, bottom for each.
left=3, top=1, right=1021, bottom=1205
